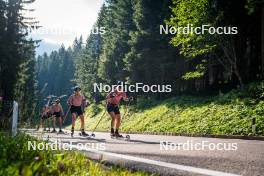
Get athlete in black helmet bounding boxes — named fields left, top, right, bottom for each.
left=67, top=86, right=88, bottom=136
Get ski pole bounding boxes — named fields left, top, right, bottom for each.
left=92, top=110, right=106, bottom=131
left=123, top=97, right=133, bottom=119
left=91, top=102, right=107, bottom=137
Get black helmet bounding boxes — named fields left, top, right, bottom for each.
left=73, top=86, right=81, bottom=91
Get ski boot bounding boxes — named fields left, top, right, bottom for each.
left=110, top=128, right=115, bottom=137
left=114, top=129, right=123, bottom=138
left=79, top=129, right=89, bottom=137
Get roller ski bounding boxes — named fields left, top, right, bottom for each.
left=111, top=134, right=130, bottom=141
left=70, top=129, right=89, bottom=138
left=110, top=129, right=130, bottom=141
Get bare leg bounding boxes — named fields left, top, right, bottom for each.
left=115, top=114, right=121, bottom=129
left=109, top=112, right=116, bottom=128
left=114, top=113, right=122, bottom=137
left=53, top=116, right=56, bottom=129
left=70, top=113, right=77, bottom=136
left=59, top=116, right=62, bottom=130
left=47, top=118, right=51, bottom=131
left=80, top=114, right=85, bottom=130
left=109, top=112, right=116, bottom=134
left=71, top=113, right=77, bottom=129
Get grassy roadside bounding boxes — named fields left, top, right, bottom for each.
left=0, top=132, right=149, bottom=176
left=70, top=81, right=264, bottom=136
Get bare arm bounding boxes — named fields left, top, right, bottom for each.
left=106, top=92, right=115, bottom=103
left=123, top=92, right=129, bottom=101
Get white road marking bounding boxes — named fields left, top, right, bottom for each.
left=47, top=138, right=241, bottom=176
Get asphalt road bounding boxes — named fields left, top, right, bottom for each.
left=24, top=129, right=264, bottom=176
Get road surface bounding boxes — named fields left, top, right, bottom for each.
left=23, top=129, right=264, bottom=176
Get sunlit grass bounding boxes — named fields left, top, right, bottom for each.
left=71, top=81, right=264, bottom=136
left=0, top=133, right=150, bottom=176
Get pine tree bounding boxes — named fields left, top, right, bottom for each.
left=98, top=0, right=135, bottom=84
left=125, top=0, right=185, bottom=98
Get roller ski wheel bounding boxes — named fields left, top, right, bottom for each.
left=91, top=133, right=95, bottom=138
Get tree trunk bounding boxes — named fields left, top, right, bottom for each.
left=234, top=65, right=244, bottom=89
left=220, top=39, right=245, bottom=89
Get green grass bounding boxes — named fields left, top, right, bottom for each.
left=0, top=132, right=149, bottom=176
left=70, top=81, right=264, bottom=136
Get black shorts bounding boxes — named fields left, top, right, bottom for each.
left=41, top=115, right=48, bottom=119
left=47, top=112, right=52, bottom=118
left=42, top=113, right=51, bottom=119
left=107, top=104, right=120, bottom=114
left=53, top=112, right=61, bottom=118
left=70, top=106, right=83, bottom=116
